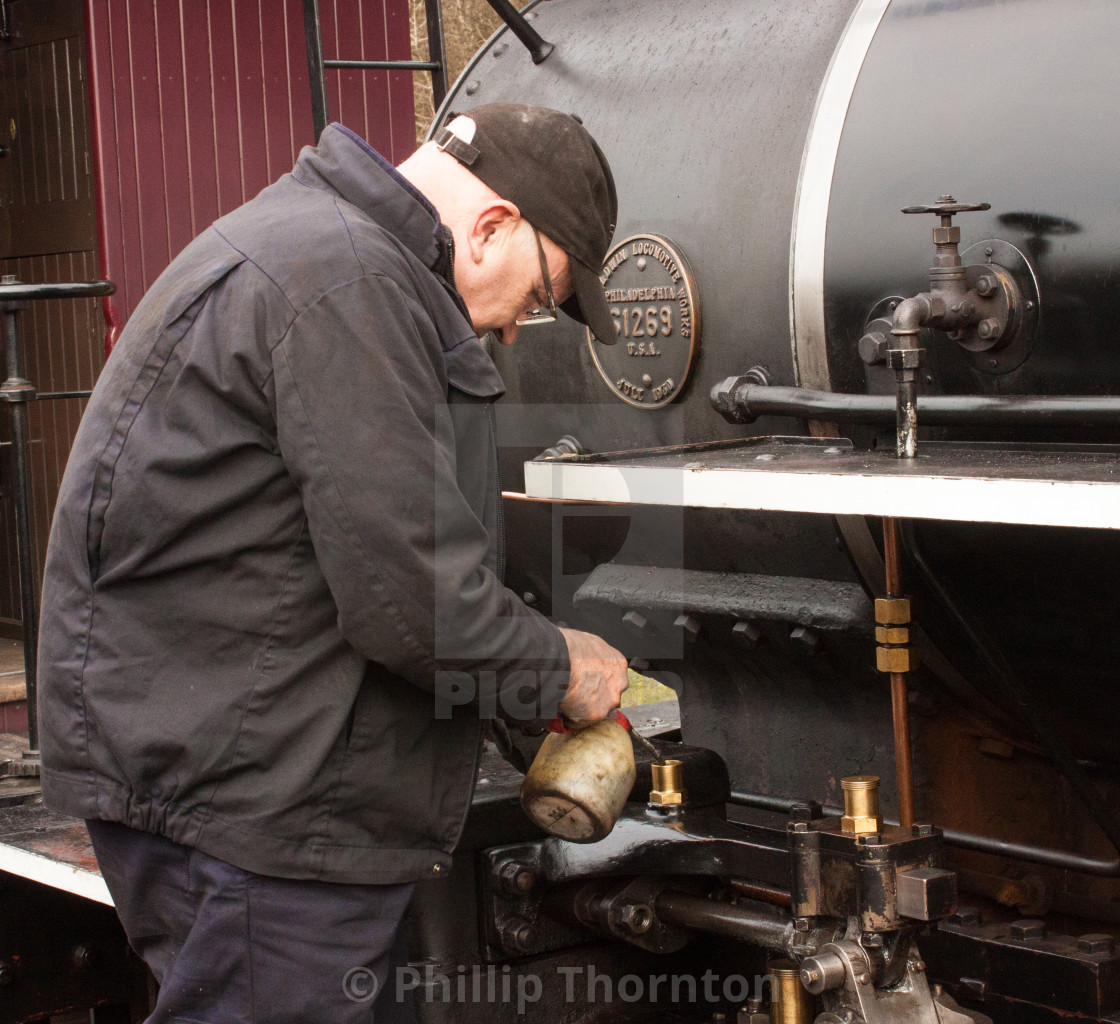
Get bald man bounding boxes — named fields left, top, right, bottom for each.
left=37, top=107, right=626, bottom=1021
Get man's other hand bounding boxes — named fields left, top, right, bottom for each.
left=557, top=627, right=629, bottom=728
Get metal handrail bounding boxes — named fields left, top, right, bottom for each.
left=0, top=276, right=115, bottom=754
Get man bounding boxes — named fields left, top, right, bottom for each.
left=37, top=104, right=628, bottom=1021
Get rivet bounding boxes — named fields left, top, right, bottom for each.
left=464, top=81, right=481, bottom=96
left=493, top=42, right=508, bottom=57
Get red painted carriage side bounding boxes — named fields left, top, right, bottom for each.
left=83, top=0, right=417, bottom=351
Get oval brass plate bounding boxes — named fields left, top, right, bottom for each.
left=587, top=234, right=700, bottom=409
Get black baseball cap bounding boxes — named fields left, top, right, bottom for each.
left=434, top=103, right=618, bottom=345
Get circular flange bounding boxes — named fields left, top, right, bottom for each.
left=587, top=234, right=700, bottom=409
left=959, top=238, right=1040, bottom=375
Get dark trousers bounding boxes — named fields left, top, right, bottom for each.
left=87, top=819, right=415, bottom=1024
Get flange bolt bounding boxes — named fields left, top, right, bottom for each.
left=977, top=318, right=1002, bottom=341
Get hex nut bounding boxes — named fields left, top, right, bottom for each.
left=875, top=597, right=911, bottom=624
left=875, top=626, right=909, bottom=644
left=876, top=646, right=917, bottom=673
left=500, top=917, right=538, bottom=953
left=932, top=226, right=961, bottom=245
left=977, top=317, right=1002, bottom=341
left=620, top=903, right=654, bottom=934
left=976, top=274, right=999, bottom=297
left=648, top=788, right=683, bottom=806
left=886, top=347, right=922, bottom=370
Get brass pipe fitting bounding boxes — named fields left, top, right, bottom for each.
left=841, top=775, right=883, bottom=835
left=767, top=959, right=813, bottom=1024
left=649, top=759, right=685, bottom=807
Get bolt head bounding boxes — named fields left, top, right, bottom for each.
left=674, top=614, right=701, bottom=641
left=948, top=906, right=980, bottom=926
left=1010, top=918, right=1046, bottom=941
left=858, top=331, right=889, bottom=365
left=622, top=610, right=650, bottom=635
left=1078, top=933, right=1115, bottom=955
left=732, top=620, right=761, bottom=648
left=789, top=626, right=819, bottom=654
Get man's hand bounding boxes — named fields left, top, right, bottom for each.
left=558, top=627, right=629, bottom=728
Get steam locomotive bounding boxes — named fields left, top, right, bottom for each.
left=400, top=1, right=1120, bottom=1022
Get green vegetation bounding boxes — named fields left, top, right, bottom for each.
left=621, top=669, right=677, bottom=708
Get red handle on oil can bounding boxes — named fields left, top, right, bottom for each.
left=548, top=708, right=631, bottom=734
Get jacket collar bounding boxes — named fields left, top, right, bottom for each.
left=292, top=123, right=454, bottom=283
left=291, top=124, right=503, bottom=400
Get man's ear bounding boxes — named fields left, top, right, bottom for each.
left=466, top=201, right=521, bottom=263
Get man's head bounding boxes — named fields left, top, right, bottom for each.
left=397, top=104, right=617, bottom=347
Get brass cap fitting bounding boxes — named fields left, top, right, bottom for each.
left=767, top=959, right=813, bottom=1024
left=841, top=775, right=882, bottom=835
left=649, top=759, right=686, bottom=806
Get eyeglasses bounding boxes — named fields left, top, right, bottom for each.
left=515, top=227, right=558, bottom=326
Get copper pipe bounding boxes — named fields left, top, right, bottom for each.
left=882, top=516, right=916, bottom=830
left=729, top=879, right=793, bottom=909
